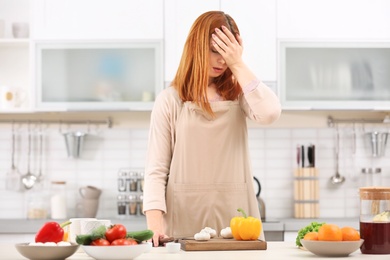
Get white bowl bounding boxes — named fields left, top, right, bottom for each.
left=300, top=239, right=364, bottom=257
left=166, top=242, right=181, bottom=253
left=82, top=243, right=149, bottom=260
left=15, top=243, right=79, bottom=260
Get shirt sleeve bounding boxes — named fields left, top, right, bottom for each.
left=239, top=80, right=282, bottom=124
left=143, top=89, right=177, bottom=214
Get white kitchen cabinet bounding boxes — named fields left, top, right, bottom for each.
left=221, top=0, right=277, bottom=82
left=278, top=40, right=390, bottom=110
left=164, top=0, right=220, bottom=82
left=31, top=0, right=163, bottom=40
left=30, top=0, right=165, bottom=111
left=276, top=0, right=390, bottom=110
left=0, top=0, right=31, bottom=112
left=277, top=0, right=390, bottom=39
left=34, top=40, right=163, bottom=111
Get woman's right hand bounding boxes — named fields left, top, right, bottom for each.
left=145, top=209, right=168, bottom=247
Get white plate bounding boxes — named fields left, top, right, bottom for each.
left=15, top=243, right=79, bottom=260
left=82, top=243, right=149, bottom=260
left=300, top=239, right=364, bottom=257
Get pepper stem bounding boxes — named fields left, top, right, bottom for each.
left=60, top=221, right=72, bottom=228
left=237, top=208, right=247, bottom=218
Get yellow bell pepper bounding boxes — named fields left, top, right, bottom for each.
left=230, top=208, right=262, bottom=240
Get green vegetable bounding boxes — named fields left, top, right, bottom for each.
left=76, top=225, right=107, bottom=245
left=296, top=222, right=325, bottom=247
left=126, top=229, right=154, bottom=243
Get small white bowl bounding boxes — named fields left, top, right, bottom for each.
left=166, top=242, right=181, bottom=253
left=82, top=243, right=149, bottom=260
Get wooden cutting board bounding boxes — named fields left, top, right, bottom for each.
left=178, top=238, right=267, bottom=251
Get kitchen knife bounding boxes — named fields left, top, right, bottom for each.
left=312, top=145, right=315, bottom=167
left=307, top=144, right=315, bottom=167
left=301, top=145, right=305, bottom=168
left=307, top=145, right=313, bottom=167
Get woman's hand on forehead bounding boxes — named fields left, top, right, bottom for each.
left=211, top=26, right=243, bottom=68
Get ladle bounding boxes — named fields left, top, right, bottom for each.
left=5, top=123, right=21, bottom=191
left=36, top=125, right=44, bottom=183
left=330, top=126, right=345, bottom=185
left=22, top=124, right=37, bottom=189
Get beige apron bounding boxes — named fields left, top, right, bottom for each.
left=164, top=100, right=264, bottom=240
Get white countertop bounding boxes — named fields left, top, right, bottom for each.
left=3, top=242, right=389, bottom=260
left=0, top=217, right=359, bottom=233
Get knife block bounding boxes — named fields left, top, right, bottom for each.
left=293, top=168, right=319, bottom=218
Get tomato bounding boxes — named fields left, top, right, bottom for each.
left=91, top=238, right=110, bottom=246
left=105, top=224, right=127, bottom=243
left=111, top=238, right=138, bottom=246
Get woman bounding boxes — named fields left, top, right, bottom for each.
left=143, top=11, right=281, bottom=246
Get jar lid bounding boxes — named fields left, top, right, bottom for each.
left=128, top=194, right=138, bottom=200
left=360, top=187, right=390, bottom=200
left=51, top=181, right=66, bottom=185
left=361, top=168, right=381, bottom=174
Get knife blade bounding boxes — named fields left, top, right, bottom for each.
left=307, top=144, right=315, bottom=167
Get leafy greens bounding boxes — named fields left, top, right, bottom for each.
left=296, top=221, right=325, bottom=247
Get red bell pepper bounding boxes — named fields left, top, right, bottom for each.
left=35, top=221, right=71, bottom=243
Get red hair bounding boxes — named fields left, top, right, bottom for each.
left=171, top=11, right=242, bottom=116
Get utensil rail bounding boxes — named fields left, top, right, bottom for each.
left=0, top=118, right=113, bottom=128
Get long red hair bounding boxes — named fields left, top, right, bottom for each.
left=171, top=11, right=242, bottom=116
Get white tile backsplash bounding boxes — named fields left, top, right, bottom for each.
left=0, top=124, right=389, bottom=220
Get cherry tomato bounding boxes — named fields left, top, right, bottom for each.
left=91, top=238, right=110, bottom=246
left=105, top=224, right=127, bottom=243
left=111, top=238, right=138, bottom=246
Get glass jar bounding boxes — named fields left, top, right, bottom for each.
left=128, top=194, right=138, bottom=215
left=138, top=171, right=145, bottom=192
left=138, top=194, right=144, bottom=215
left=118, top=169, right=128, bottom=192
left=50, top=181, right=67, bottom=219
left=26, top=190, right=48, bottom=219
left=128, top=172, right=138, bottom=192
left=360, top=187, right=390, bottom=254
left=117, top=194, right=127, bottom=216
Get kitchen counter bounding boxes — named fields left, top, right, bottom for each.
left=0, top=217, right=360, bottom=243
left=2, top=242, right=389, bottom=260
left=0, top=218, right=285, bottom=242
left=0, top=217, right=357, bottom=233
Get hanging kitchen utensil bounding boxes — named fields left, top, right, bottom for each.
left=36, top=123, right=44, bottom=183
left=365, top=131, right=388, bottom=157
left=22, top=123, right=37, bottom=189
left=330, top=126, right=345, bottom=185
left=5, top=123, right=22, bottom=191
left=63, top=131, right=87, bottom=158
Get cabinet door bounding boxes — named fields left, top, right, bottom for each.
left=279, top=41, right=390, bottom=110
left=164, top=0, right=220, bottom=82
left=34, top=40, right=163, bottom=111
left=32, top=0, right=163, bottom=40
left=277, top=0, right=390, bottom=39
left=221, top=0, right=277, bottom=82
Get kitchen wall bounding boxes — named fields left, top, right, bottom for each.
left=0, top=113, right=389, bottom=220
